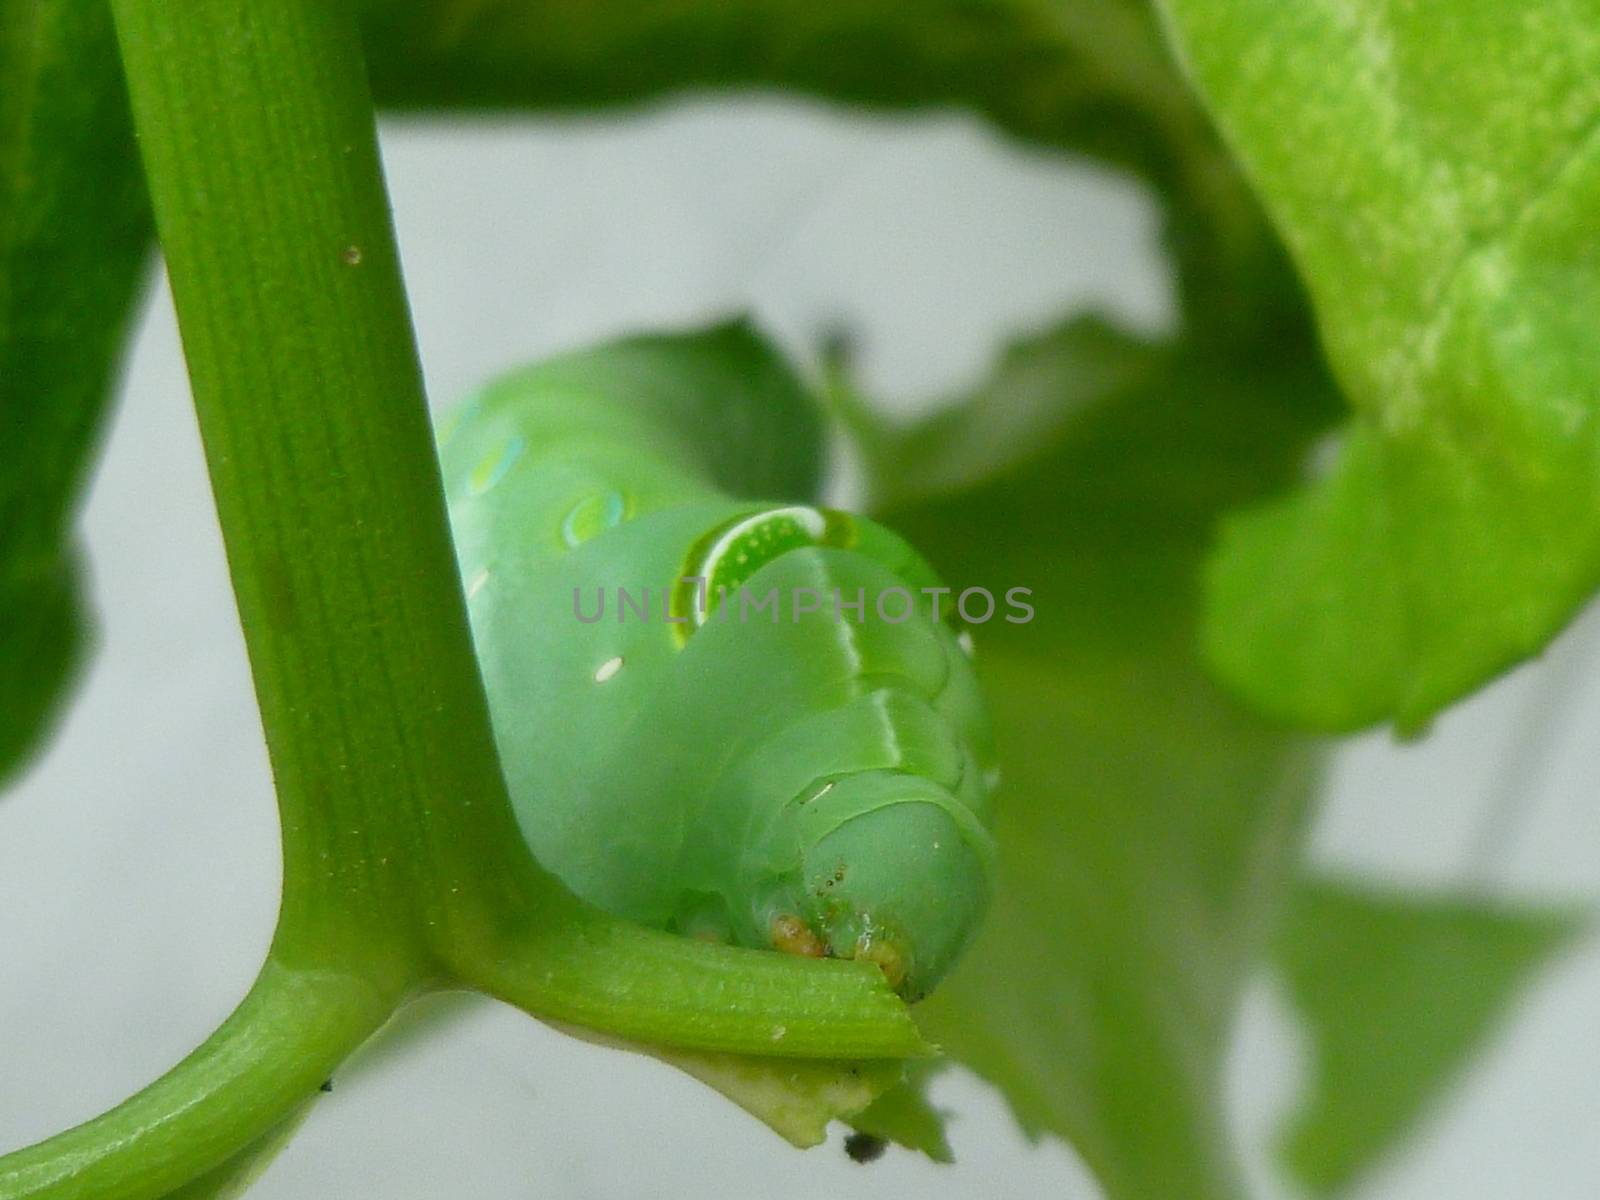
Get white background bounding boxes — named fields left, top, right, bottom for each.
left=3, top=100, right=1597, bottom=1198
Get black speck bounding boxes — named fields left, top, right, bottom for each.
left=844, top=1133, right=887, bottom=1164
left=319, top=1079, right=334, bottom=1093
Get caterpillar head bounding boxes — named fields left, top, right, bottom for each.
left=661, top=508, right=999, bottom=1000
left=763, top=772, right=994, bottom=1001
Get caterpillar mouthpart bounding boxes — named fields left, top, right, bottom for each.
left=764, top=773, right=996, bottom=1002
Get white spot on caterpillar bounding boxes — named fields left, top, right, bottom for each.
left=466, top=568, right=489, bottom=599
left=983, top=767, right=1002, bottom=791
left=593, top=656, right=624, bottom=683
left=957, top=630, right=976, bottom=657
left=771, top=1025, right=787, bottom=1041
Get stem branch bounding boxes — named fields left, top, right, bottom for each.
left=0, top=960, right=393, bottom=1200
left=109, top=0, right=515, bottom=965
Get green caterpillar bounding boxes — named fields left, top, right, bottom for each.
left=437, top=322, right=996, bottom=1000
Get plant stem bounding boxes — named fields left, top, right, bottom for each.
left=0, top=960, right=393, bottom=1200
left=108, top=0, right=514, bottom=972
left=455, top=898, right=929, bottom=1058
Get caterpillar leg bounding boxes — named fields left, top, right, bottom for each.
left=769, top=913, right=827, bottom=959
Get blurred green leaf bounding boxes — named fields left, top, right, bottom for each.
left=861, top=316, right=1338, bottom=1198
left=1273, top=877, right=1582, bottom=1196
left=847, top=1063, right=954, bottom=1163
left=359, top=0, right=1294, bottom=341
left=1, top=0, right=151, bottom=788
left=443, top=317, right=825, bottom=502
left=0, top=555, right=82, bottom=785
left=837, top=318, right=1162, bottom=512
left=1153, top=0, right=1600, bottom=731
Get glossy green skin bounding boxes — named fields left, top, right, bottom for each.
left=438, top=325, right=996, bottom=998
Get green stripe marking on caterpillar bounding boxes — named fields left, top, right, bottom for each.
left=437, top=321, right=997, bottom=1000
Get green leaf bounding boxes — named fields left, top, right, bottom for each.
left=835, top=318, right=1163, bottom=512
left=0, top=556, right=84, bottom=787
left=0, top=0, right=150, bottom=788
left=443, top=317, right=825, bottom=501
left=847, top=1063, right=954, bottom=1164
left=358, top=0, right=1293, bottom=341
left=1273, top=877, right=1582, bottom=1196
left=1154, top=0, right=1600, bottom=730
left=862, top=317, right=1337, bottom=1199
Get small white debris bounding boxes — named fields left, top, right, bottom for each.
left=466, top=568, right=490, bottom=599
left=957, top=630, right=976, bottom=657
left=593, top=656, right=624, bottom=683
